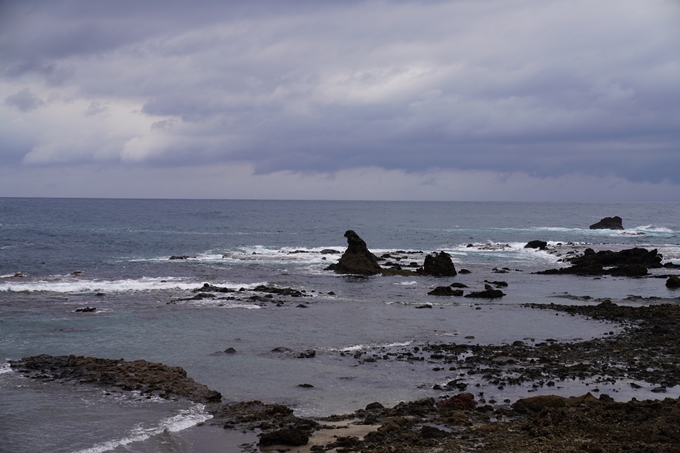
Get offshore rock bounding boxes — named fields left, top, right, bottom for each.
left=329, top=230, right=382, bottom=275
left=9, top=354, right=221, bottom=403
left=524, top=240, right=547, bottom=250
left=589, top=216, right=624, bottom=230
left=538, top=247, right=662, bottom=276
left=428, top=286, right=463, bottom=296
left=464, top=284, right=505, bottom=299
left=420, top=251, right=457, bottom=277
left=667, top=275, right=680, bottom=289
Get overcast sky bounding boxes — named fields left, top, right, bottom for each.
left=1, top=0, right=679, bottom=201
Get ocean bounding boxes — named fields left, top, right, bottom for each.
left=1, top=198, right=680, bottom=453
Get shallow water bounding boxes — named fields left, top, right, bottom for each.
left=2, top=199, right=680, bottom=452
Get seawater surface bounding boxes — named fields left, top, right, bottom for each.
left=2, top=199, right=680, bottom=452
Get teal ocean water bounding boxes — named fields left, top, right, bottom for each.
left=1, top=199, right=680, bottom=452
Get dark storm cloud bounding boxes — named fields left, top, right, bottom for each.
left=1, top=0, right=679, bottom=191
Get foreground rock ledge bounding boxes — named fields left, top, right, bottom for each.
left=9, top=354, right=221, bottom=403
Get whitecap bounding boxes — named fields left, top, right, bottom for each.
left=0, top=277, right=266, bottom=294
left=72, top=404, right=211, bottom=453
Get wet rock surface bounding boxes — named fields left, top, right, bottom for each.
left=9, top=354, right=222, bottom=403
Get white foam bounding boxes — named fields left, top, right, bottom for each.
left=0, top=362, right=13, bottom=374
left=73, top=404, right=211, bottom=453
left=395, top=281, right=417, bottom=286
left=0, top=277, right=264, bottom=294
left=333, top=341, right=413, bottom=353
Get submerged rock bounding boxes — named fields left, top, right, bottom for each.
left=427, top=286, right=463, bottom=296
left=9, top=354, right=221, bottom=403
left=589, top=216, right=624, bottom=230
left=464, top=284, right=505, bottom=299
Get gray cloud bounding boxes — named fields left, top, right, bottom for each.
left=4, top=88, right=44, bottom=111
left=1, top=0, right=679, bottom=198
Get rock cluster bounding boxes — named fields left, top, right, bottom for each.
left=538, top=247, right=662, bottom=276
left=9, top=354, right=221, bottom=403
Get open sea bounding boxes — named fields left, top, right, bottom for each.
left=1, top=198, right=680, bottom=453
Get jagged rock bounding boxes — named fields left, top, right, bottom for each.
left=667, top=276, right=680, bottom=289
left=9, top=355, right=221, bottom=403
left=525, top=240, right=548, bottom=250
left=329, top=230, right=382, bottom=275
left=427, top=286, right=463, bottom=296
left=589, top=216, right=624, bottom=230
left=420, top=251, right=457, bottom=277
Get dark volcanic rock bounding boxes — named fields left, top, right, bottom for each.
left=420, top=251, right=457, bottom=277
left=259, top=428, right=309, bottom=446
left=9, top=355, right=221, bottom=403
left=329, top=230, right=382, bottom=275
left=524, top=240, right=548, bottom=250
left=538, top=247, right=662, bottom=276
left=427, top=286, right=463, bottom=296
left=667, top=275, right=680, bottom=289
left=464, top=284, right=505, bottom=299
left=589, top=216, right=624, bottom=230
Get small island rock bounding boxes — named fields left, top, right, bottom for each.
left=589, top=216, right=624, bottom=230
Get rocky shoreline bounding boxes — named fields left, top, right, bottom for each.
left=10, top=296, right=680, bottom=452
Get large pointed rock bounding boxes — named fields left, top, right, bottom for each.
left=330, top=230, right=382, bottom=275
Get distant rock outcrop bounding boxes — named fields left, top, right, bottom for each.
left=327, top=230, right=383, bottom=275
left=420, top=251, right=457, bottom=277
left=538, top=247, right=662, bottom=277
left=667, top=276, right=680, bottom=289
left=589, top=216, right=624, bottom=230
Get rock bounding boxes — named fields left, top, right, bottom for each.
left=525, top=240, right=548, bottom=250
left=223, top=347, right=237, bottom=354
left=667, top=276, right=680, bottom=289
left=420, top=251, right=457, bottom=277
left=464, top=284, right=505, bottom=299
left=427, top=286, right=463, bottom=296
left=74, top=307, right=96, bottom=312
left=538, top=247, right=662, bottom=276
left=169, top=255, right=193, bottom=260
left=589, top=216, right=624, bottom=230
left=320, top=249, right=340, bottom=254
left=298, top=383, right=314, bottom=388
left=258, top=428, right=309, bottom=446
left=450, top=282, right=468, bottom=288
left=436, top=393, right=476, bottom=410
left=512, top=395, right=567, bottom=413
left=329, top=230, right=382, bottom=275
left=9, top=354, right=221, bottom=403
left=366, top=402, right=384, bottom=410
left=484, top=280, right=508, bottom=288
left=458, top=269, right=471, bottom=274
left=416, top=304, right=433, bottom=309
left=297, top=350, right=316, bottom=358
left=420, top=425, right=449, bottom=439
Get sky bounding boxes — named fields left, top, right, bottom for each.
left=1, top=0, right=679, bottom=201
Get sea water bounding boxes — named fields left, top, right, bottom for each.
left=1, top=199, right=680, bottom=452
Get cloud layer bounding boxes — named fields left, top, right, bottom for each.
left=1, top=0, right=679, bottom=199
